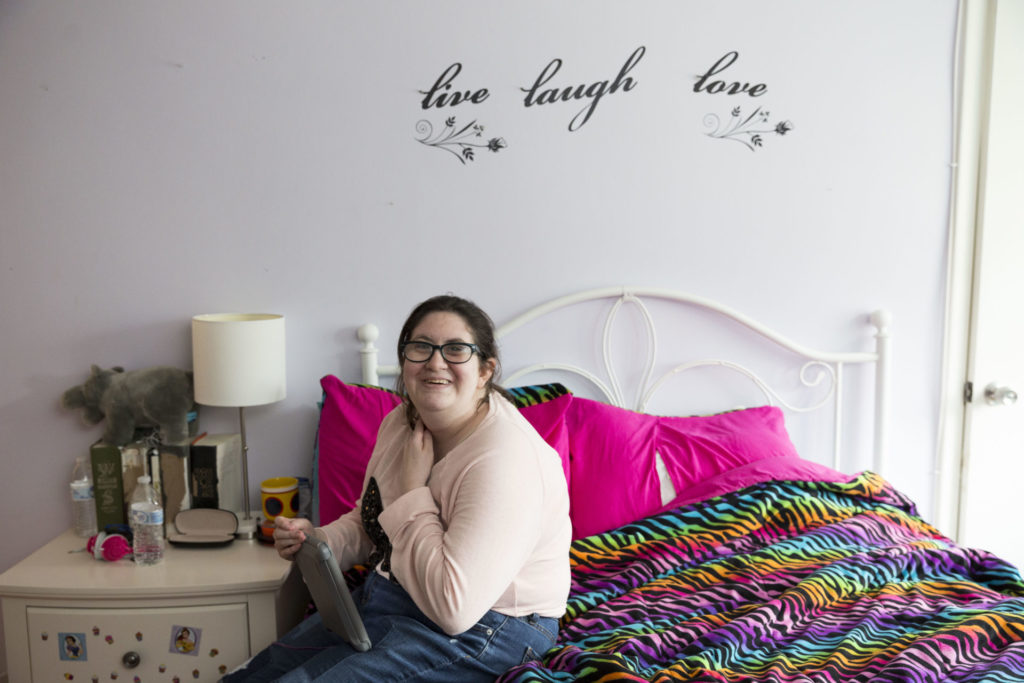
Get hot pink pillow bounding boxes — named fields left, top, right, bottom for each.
left=566, top=399, right=814, bottom=539
left=316, top=378, right=402, bottom=525
left=315, top=377, right=573, bottom=525
left=655, top=404, right=803, bottom=492
left=517, top=394, right=572, bottom=485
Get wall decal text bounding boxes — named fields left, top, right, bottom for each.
left=521, top=46, right=646, bottom=132
left=694, top=51, right=767, bottom=97
left=419, top=46, right=645, bottom=133
left=419, top=63, right=490, bottom=109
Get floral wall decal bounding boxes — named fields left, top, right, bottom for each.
left=415, top=117, right=507, bottom=164
left=704, top=107, right=793, bottom=151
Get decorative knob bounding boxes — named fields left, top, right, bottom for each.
left=984, top=383, right=1019, bottom=406
left=357, top=324, right=380, bottom=345
left=122, top=651, right=141, bottom=668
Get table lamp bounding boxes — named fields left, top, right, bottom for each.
left=191, top=313, right=286, bottom=539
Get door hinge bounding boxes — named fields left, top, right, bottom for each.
left=964, top=381, right=974, bottom=404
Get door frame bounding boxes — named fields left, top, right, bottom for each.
left=935, top=0, right=997, bottom=537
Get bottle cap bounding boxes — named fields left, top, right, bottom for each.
left=138, top=475, right=151, bottom=484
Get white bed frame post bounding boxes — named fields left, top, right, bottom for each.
left=871, top=310, right=892, bottom=476
left=357, top=324, right=384, bottom=387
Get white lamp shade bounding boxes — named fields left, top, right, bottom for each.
left=191, top=313, right=286, bottom=407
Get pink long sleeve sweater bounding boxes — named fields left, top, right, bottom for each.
left=319, top=394, right=572, bottom=635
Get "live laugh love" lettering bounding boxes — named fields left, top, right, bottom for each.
left=418, top=48, right=767, bottom=133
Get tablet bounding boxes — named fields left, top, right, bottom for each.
left=295, top=538, right=372, bottom=652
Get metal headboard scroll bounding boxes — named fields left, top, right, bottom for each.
left=357, top=286, right=891, bottom=475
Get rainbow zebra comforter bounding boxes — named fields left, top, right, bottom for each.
left=498, top=472, right=1024, bottom=682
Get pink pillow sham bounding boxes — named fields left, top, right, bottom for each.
left=565, top=398, right=846, bottom=539
left=316, top=378, right=402, bottom=525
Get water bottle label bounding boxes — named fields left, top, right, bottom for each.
left=71, top=484, right=93, bottom=502
left=130, top=504, right=164, bottom=526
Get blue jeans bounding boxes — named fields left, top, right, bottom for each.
left=222, top=572, right=559, bottom=682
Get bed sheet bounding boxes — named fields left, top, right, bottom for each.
left=498, top=472, right=1024, bottom=682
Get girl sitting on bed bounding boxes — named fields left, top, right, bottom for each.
left=223, top=294, right=572, bottom=683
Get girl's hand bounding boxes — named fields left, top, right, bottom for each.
left=272, top=516, right=315, bottom=560
left=400, top=420, right=434, bottom=494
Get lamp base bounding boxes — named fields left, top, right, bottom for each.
left=235, top=512, right=261, bottom=540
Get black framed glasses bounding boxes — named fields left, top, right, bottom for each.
left=400, top=341, right=480, bottom=364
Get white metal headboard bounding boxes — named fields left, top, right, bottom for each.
left=356, top=286, right=891, bottom=475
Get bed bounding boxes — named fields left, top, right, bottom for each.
left=312, top=286, right=1024, bottom=682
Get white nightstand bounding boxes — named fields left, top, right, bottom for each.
left=0, top=530, right=308, bottom=682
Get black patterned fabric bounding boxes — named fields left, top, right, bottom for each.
left=360, top=476, right=399, bottom=584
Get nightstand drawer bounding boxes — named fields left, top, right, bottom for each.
left=27, top=603, right=249, bottom=681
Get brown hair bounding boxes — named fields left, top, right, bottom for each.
left=395, top=294, right=513, bottom=427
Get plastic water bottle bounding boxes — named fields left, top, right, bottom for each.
left=129, top=475, right=164, bottom=565
left=70, top=456, right=97, bottom=538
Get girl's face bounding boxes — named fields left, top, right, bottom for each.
left=402, top=312, right=494, bottom=425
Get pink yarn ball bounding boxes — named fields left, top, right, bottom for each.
left=86, top=533, right=133, bottom=562
left=99, top=534, right=132, bottom=562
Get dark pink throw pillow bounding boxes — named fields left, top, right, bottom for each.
left=316, top=377, right=402, bottom=525
left=566, top=399, right=806, bottom=539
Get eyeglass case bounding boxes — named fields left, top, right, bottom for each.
left=168, top=508, right=239, bottom=546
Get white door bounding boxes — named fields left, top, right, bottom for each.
left=958, top=0, right=1024, bottom=569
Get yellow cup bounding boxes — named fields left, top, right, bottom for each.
left=260, top=477, right=299, bottom=522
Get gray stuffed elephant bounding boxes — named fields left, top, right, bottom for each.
left=62, top=365, right=195, bottom=446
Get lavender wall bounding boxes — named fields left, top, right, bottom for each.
left=0, top=1, right=957, bottom=674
